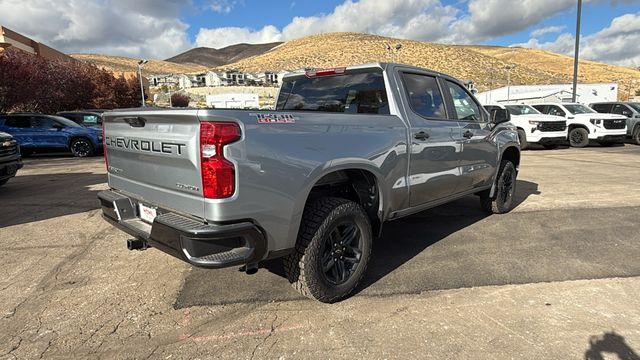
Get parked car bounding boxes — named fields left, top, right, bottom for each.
left=0, top=131, right=23, bottom=186
left=589, top=102, right=640, bottom=145
left=98, top=63, right=520, bottom=303
left=531, top=103, right=627, bottom=147
left=57, top=111, right=103, bottom=128
left=0, top=113, right=103, bottom=157
left=483, top=104, right=567, bottom=149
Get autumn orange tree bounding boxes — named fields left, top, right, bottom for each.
left=0, top=48, right=143, bottom=113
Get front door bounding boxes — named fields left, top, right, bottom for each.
left=443, top=80, right=498, bottom=192
left=399, top=71, right=462, bottom=207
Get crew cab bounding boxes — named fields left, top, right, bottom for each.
left=0, top=131, right=22, bottom=186
left=532, top=103, right=627, bottom=147
left=0, top=113, right=103, bottom=157
left=589, top=102, right=640, bottom=145
left=98, top=63, right=520, bottom=302
left=483, top=104, right=567, bottom=149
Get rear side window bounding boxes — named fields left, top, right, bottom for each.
left=591, top=104, right=612, bottom=113
left=402, top=73, right=446, bottom=119
left=532, top=105, right=546, bottom=113
left=83, top=115, right=99, bottom=125
left=276, top=71, right=390, bottom=114
left=4, top=117, right=30, bottom=128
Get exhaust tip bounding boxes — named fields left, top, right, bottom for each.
left=127, top=238, right=148, bottom=251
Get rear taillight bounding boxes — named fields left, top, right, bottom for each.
left=200, top=122, right=241, bottom=199
left=102, top=120, right=108, bottom=170
left=305, top=67, right=346, bottom=78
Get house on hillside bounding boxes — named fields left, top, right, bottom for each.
left=178, top=73, right=206, bottom=88
left=205, top=71, right=225, bottom=87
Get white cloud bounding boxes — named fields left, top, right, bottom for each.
left=0, top=0, right=192, bottom=59
left=195, top=25, right=283, bottom=48
left=208, top=0, right=236, bottom=14
left=531, top=25, right=565, bottom=38
left=514, top=12, right=640, bottom=67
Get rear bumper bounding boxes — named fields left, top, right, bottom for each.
left=0, top=156, right=23, bottom=181
left=98, top=190, right=267, bottom=268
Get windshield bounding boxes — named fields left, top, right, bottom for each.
left=51, top=115, right=82, bottom=127
left=505, top=105, right=540, bottom=115
left=628, top=103, right=640, bottom=112
left=563, top=104, right=596, bottom=115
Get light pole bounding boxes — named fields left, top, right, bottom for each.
left=505, top=65, right=516, bottom=102
left=137, top=59, right=148, bottom=107
left=572, top=0, right=582, bottom=103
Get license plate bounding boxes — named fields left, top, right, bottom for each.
left=138, top=203, right=157, bottom=223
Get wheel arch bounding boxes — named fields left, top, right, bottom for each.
left=290, top=162, right=388, bottom=244
left=489, top=145, right=520, bottom=198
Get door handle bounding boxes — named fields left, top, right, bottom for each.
left=462, top=130, right=474, bottom=139
left=414, top=131, right=430, bottom=140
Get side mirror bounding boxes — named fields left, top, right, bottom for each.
left=490, top=108, right=511, bottom=125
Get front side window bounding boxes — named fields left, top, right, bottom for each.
left=401, top=73, right=446, bottom=119
left=446, top=81, right=482, bottom=121
left=611, top=104, right=630, bottom=115
left=505, top=105, right=540, bottom=115
left=547, top=106, right=566, bottom=117
left=276, top=71, right=389, bottom=115
left=564, top=104, right=596, bottom=115
left=31, top=117, right=56, bottom=128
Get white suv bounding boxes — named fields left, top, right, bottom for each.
left=484, top=104, right=567, bottom=149
left=532, top=103, right=627, bottom=148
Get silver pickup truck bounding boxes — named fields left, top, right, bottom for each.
left=98, top=63, right=520, bottom=302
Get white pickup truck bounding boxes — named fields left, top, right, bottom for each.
left=532, top=103, right=627, bottom=147
left=483, top=104, right=567, bottom=149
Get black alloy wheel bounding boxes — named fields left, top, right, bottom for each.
left=320, top=222, right=363, bottom=285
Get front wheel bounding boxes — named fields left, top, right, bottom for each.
left=480, top=160, right=518, bottom=214
left=70, top=138, right=94, bottom=157
left=632, top=126, right=640, bottom=145
left=284, top=197, right=372, bottom=303
left=569, top=128, right=589, bottom=148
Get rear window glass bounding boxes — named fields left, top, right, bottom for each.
left=276, top=71, right=390, bottom=114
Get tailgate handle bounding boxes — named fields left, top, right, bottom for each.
left=123, top=116, right=146, bottom=128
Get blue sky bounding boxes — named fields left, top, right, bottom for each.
left=1, top=0, right=639, bottom=66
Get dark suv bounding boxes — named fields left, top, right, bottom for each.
left=0, top=114, right=103, bottom=157
left=0, top=131, right=23, bottom=186
left=589, top=102, right=640, bottom=145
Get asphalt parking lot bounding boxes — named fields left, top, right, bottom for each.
left=1, top=145, right=640, bottom=359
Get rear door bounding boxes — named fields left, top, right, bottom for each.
left=1, top=116, right=32, bottom=145
left=103, top=110, right=205, bottom=218
left=399, top=71, right=462, bottom=206
left=443, top=79, right=497, bottom=192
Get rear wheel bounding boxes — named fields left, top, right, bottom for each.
left=569, top=128, right=589, bottom=148
left=284, top=197, right=372, bottom=303
left=517, top=129, right=528, bottom=150
left=480, top=159, right=517, bottom=214
left=70, top=138, right=94, bottom=157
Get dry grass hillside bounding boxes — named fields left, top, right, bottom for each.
left=219, top=32, right=640, bottom=95
left=71, top=54, right=207, bottom=75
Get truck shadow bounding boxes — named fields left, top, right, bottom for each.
left=176, top=180, right=540, bottom=307
left=268, top=179, right=540, bottom=297
left=0, top=171, right=106, bottom=228
left=584, top=331, right=640, bottom=360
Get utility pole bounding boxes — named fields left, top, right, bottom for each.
left=137, top=59, right=148, bottom=107
left=572, top=0, right=582, bottom=103
left=505, top=65, right=515, bottom=102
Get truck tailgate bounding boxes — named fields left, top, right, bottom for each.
left=103, top=110, right=204, bottom=218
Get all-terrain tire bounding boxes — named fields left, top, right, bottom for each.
left=632, top=126, right=640, bottom=145
left=569, top=128, right=589, bottom=148
left=283, top=197, right=372, bottom=303
left=517, top=129, right=528, bottom=150
left=480, top=160, right=518, bottom=214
